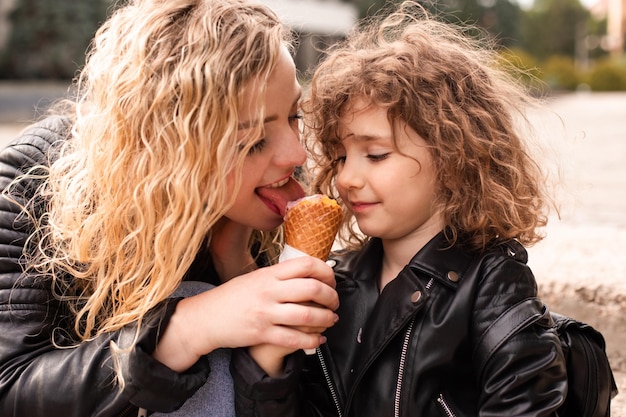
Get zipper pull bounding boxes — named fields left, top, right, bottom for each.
left=436, top=393, right=456, bottom=417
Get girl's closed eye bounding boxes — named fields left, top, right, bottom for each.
left=367, top=153, right=390, bottom=162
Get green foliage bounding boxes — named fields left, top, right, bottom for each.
left=501, top=50, right=626, bottom=92
left=0, top=0, right=110, bottom=79
left=356, top=0, right=524, bottom=49
left=2, top=0, right=623, bottom=91
left=354, top=0, right=401, bottom=18
left=435, top=0, right=524, bottom=49
left=497, top=48, right=548, bottom=94
left=586, top=58, right=626, bottom=91
left=498, top=49, right=539, bottom=80
left=541, top=55, right=580, bottom=90
left=521, top=0, right=590, bottom=60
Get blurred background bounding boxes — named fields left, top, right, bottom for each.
left=0, top=0, right=625, bottom=89
left=0, top=0, right=625, bottom=122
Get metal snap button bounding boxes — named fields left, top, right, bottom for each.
left=447, top=271, right=460, bottom=282
left=410, top=290, right=422, bottom=303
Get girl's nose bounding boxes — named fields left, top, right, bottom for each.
left=336, top=158, right=364, bottom=190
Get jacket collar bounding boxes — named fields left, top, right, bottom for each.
left=406, top=231, right=476, bottom=289
left=335, top=231, right=476, bottom=290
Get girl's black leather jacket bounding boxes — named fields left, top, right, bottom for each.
left=232, top=233, right=568, bottom=417
left=0, top=117, right=211, bottom=416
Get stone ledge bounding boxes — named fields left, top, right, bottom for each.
left=538, top=280, right=626, bottom=373
left=611, top=372, right=625, bottom=417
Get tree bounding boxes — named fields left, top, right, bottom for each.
left=0, top=0, right=110, bottom=79
left=352, top=0, right=524, bottom=49
left=521, top=0, right=589, bottom=60
left=434, top=0, right=524, bottom=48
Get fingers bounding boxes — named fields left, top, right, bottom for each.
left=184, top=258, right=338, bottom=353
left=274, top=256, right=336, bottom=289
left=273, top=277, right=340, bottom=311
left=270, top=301, right=339, bottom=330
left=262, top=325, right=328, bottom=351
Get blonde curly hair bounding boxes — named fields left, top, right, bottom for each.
left=304, top=1, right=555, bottom=252
left=28, top=0, right=290, bottom=341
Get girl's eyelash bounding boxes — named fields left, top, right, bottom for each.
left=333, top=153, right=389, bottom=164
left=289, top=112, right=303, bottom=121
left=368, top=153, right=389, bottom=161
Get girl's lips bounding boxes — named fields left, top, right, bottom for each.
left=255, top=177, right=305, bottom=217
left=350, top=201, right=377, bottom=213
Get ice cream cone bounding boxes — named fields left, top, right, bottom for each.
left=282, top=194, right=342, bottom=261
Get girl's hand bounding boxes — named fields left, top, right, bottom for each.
left=247, top=343, right=300, bottom=377
left=153, top=256, right=338, bottom=372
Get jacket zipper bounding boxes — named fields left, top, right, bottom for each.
left=115, top=404, right=138, bottom=417
left=394, top=317, right=415, bottom=417
left=317, top=347, right=343, bottom=417
left=436, top=393, right=457, bottom=417
left=393, top=278, right=433, bottom=417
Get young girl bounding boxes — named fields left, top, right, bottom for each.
left=232, top=2, right=568, bottom=416
left=0, top=0, right=339, bottom=416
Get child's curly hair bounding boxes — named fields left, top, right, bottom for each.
left=304, top=1, right=556, bottom=253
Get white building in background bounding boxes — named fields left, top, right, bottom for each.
left=260, top=0, right=358, bottom=73
left=607, top=0, right=625, bottom=56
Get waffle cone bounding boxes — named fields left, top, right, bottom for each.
left=283, top=195, right=342, bottom=260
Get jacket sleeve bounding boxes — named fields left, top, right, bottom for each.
left=231, top=348, right=305, bottom=417
left=0, top=118, right=210, bottom=417
left=471, top=249, right=567, bottom=416
left=232, top=347, right=342, bottom=417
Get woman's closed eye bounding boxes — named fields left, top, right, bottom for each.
left=334, top=155, right=346, bottom=165
left=288, top=112, right=303, bottom=124
left=247, top=138, right=266, bottom=155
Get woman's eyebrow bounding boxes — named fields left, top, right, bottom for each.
left=238, top=89, right=302, bottom=130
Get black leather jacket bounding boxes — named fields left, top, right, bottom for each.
left=233, top=234, right=568, bottom=417
left=0, top=117, right=212, bottom=416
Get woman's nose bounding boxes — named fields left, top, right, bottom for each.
left=275, top=128, right=306, bottom=167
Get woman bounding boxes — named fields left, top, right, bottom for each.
left=0, top=0, right=338, bottom=416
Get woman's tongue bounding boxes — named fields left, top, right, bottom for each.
left=255, top=177, right=305, bottom=217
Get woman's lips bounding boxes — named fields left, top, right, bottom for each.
left=255, top=177, right=305, bottom=217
